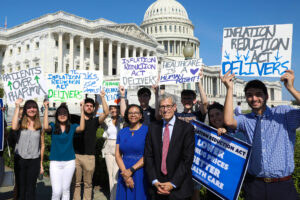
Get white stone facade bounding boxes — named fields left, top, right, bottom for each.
left=0, top=1, right=287, bottom=112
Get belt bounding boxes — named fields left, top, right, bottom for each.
left=255, top=175, right=292, bottom=183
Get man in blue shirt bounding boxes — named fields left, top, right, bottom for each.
left=221, top=69, right=300, bottom=200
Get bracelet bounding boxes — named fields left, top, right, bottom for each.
left=120, top=96, right=126, bottom=99
left=130, top=167, right=136, bottom=175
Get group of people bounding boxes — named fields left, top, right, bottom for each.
left=0, top=68, right=299, bottom=200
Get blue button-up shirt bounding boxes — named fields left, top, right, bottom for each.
left=235, top=105, right=300, bottom=178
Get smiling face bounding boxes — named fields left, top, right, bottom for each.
left=209, top=108, right=224, bottom=129
left=245, top=88, right=268, bottom=113
left=26, top=106, right=38, bottom=118
left=159, top=97, right=177, bottom=122
left=127, top=106, right=142, bottom=125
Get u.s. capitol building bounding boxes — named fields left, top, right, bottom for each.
left=0, top=0, right=287, bottom=111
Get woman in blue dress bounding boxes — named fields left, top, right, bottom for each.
left=115, top=104, right=148, bottom=200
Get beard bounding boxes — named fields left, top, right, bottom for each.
left=84, top=110, right=94, bottom=118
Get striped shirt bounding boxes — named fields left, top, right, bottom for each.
left=235, top=105, right=300, bottom=178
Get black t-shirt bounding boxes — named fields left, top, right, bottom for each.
left=175, top=111, right=206, bottom=123
left=73, top=117, right=100, bottom=155
left=143, top=106, right=156, bottom=126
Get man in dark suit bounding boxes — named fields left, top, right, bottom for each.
left=145, top=94, right=195, bottom=200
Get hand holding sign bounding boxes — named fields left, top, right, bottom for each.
left=280, top=69, right=295, bottom=91
left=100, top=89, right=106, bottom=99
left=43, top=100, right=49, bottom=109
left=15, top=98, right=23, bottom=107
left=119, top=85, right=125, bottom=97
left=220, top=71, right=235, bottom=90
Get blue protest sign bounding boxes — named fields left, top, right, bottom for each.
left=221, top=24, right=293, bottom=77
left=191, top=120, right=251, bottom=200
left=0, top=98, right=4, bottom=151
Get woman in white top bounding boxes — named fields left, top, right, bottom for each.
left=102, top=105, right=124, bottom=200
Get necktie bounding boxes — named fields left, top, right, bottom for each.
left=161, top=123, right=170, bottom=175
left=249, top=116, right=262, bottom=175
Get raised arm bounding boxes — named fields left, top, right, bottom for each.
left=197, top=68, right=208, bottom=114
left=98, top=90, right=109, bottom=124
left=221, top=71, right=237, bottom=129
left=152, top=84, right=162, bottom=120
left=119, top=85, right=127, bottom=117
left=76, top=102, right=85, bottom=133
left=281, top=69, right=300, bottom=104
left=12, top=98, right=23, bottom=131
left=43, top=101, right=52, bottom=132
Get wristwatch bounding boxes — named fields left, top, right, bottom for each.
left=130, top=167, right=136, bottom=175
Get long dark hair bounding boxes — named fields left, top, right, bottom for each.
left=54, top=104, right=71, bottom=134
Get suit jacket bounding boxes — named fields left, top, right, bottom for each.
left=144, top=117, right=195, bottom=199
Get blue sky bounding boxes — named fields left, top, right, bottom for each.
left=1, top=0, right=299, bottom=100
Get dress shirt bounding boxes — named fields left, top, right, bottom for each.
left=235, top=105, right=300, bottom=178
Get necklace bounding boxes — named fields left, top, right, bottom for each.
left=130, top=123, right=141, bottom=136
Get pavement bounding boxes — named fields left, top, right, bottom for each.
left=0, top=166, right=109, bottom=200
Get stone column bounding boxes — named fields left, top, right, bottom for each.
left=108, top=39, right=113, bottom=76
left=58, top=32, right=63, bottom=72
left=117, top=42, right=121, bottom=75
left=139, top=48, right=143, bottom=57
left=132, top=46, right=136, bottom=57
left=146, top=50, right=150, bottom=57
left=99, top=38, right=104, bottom=74
left=69, top=34, right=74, bottom=70
left=179, top=41, right=182, bottom=56
left=125, top=44, right=129, bottom=58
left=90, top=38, right=94, bottom=70
left=80, top=36, right=85, bottom=70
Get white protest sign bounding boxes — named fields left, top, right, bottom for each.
left=47, top=71, right=84, bottom=102
left=101, top=80, right=121, bottom=105
left=160, top=59, right=202, bottom=85
left=120, top=57, right=158, bottom=87
left=221, top=24, right=293, bottom=77
left=76, top=70, right=103, bottom=94
left=0, top=67, right=48, bottom=104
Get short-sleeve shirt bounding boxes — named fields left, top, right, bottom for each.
left=175, top=111, right=206, bottom=123
left=49, top=122, right=79, bottom=161
left=143, top=106, right=156, bottom=126
left=235, top=105, right=300, bottom=177
left=73, top=117, right=100, bottom=155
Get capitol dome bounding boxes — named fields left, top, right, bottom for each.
left=143, top=0, right=189, bottom=21
left=141, top=0, right=200, bottom=60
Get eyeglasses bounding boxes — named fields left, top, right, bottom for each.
left=128, top=112, right=141, bottom=116
left=159, top=104, right=174, bottom=110
left=58, top=112, right=68, bottom=116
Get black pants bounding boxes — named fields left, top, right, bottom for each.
left=14, top=155, right=40, bottom=200
left=152, top=194, right=191, bottom=200
left=243, top=174, right=299, bottom=200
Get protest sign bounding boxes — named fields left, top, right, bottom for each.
left=0, top=99, right=3, bottom=151
left=191, top=120, right=251, bottom=200
left=221, top=24, right=293, bottom=77
left=76, top=70, right=103, bottom=94
left=120, top=57, right=158, bottom=87
left=0, top=67, right=48, bottom=104
left=47, top=70, right=83, bottom=102
left=101, top=80, right=121, bottom=105
left=160, top=59, right=202, bottom=85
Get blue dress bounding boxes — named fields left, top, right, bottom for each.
left=116, top=124, right=148, bottom=200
